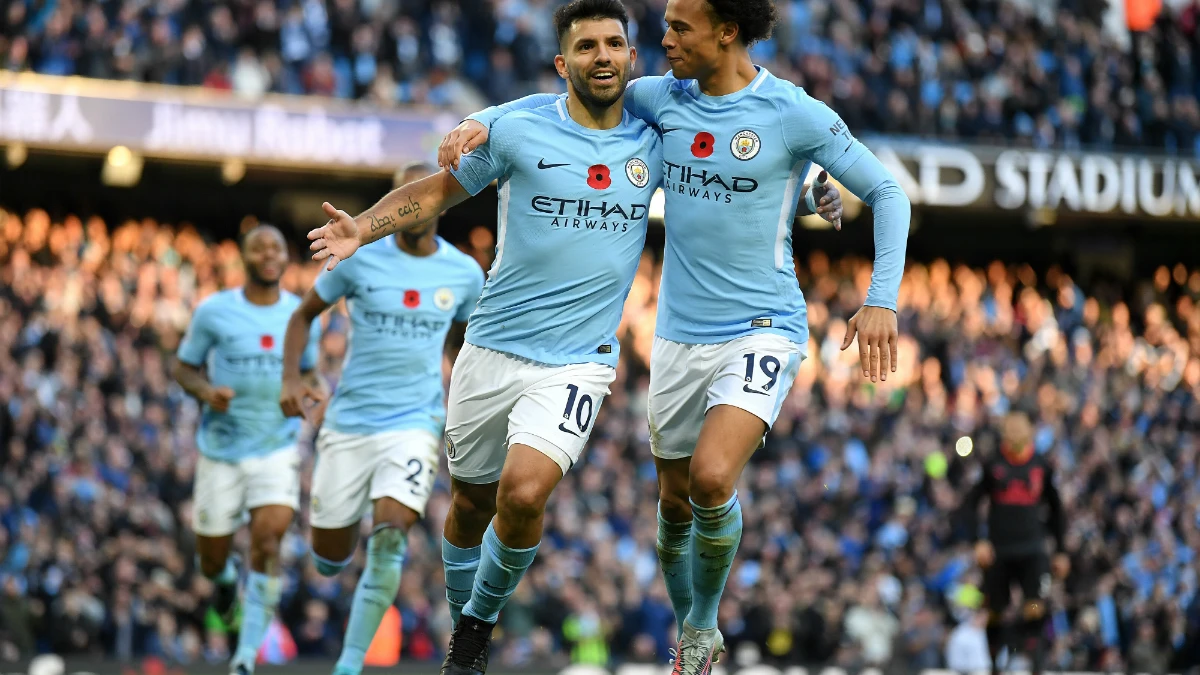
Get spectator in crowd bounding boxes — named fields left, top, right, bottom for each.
left=0, top=0, right=1199, bottom=154
left=945, top=611, right=992, bottom=672
left=4, top=204, right=1200, bottom=671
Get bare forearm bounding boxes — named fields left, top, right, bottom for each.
left=356, top=172, right=466, bottom=246
left=173, top=363, right=212, bottom=401
left=283, top=312, right=316, bottom=382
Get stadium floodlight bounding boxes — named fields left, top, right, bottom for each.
left=5, top=143, right=27, bottom=169
left=101, top=145, right=143, bottom=187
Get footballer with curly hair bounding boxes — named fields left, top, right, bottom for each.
left=441, top=1, right=910, bottom=672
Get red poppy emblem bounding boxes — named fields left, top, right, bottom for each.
left=692, top=132, right=715, bottom=158
left=260, top=335, right=274, bottom=350
left=403, top=290, right=421, bottom=308
left=587, top=164, right=612, bottom=190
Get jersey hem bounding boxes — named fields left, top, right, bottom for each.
left=197, top=441, right=296, bottom=464
left=654, top=325, right=808, bottom=347
left=464, top=339, right=619, bottom=369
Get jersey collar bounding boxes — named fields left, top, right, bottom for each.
left=690, top=65, right=771, bottom=104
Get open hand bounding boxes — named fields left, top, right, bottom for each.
left=438, top=120, right=489, bottom=171
left=841, top=305, right=899, bottom=382
left=308, top=202, right=360, bottom=271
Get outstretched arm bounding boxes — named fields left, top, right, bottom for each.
left=309, top=171, right=471, bottom=270
left=440, top=77, right=669, bottom=170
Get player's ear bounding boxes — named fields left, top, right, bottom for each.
left=629, top=45, right=637, bottom=70
left=718, top=21, right=739, bottom=47
left=554, top=54, right=569, bottom=81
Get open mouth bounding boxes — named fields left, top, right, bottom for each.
left=591, top=71, right=617, bottom=84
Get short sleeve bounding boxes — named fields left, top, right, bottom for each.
left=177, top=300, right=216, bottom=366
left=313, top=265, right=351, bottom=305
left=778, top=89, right=870, bottom=179
left=450, top=115, right=522, bottom=196
left=624, top=76, right=671, bottom=127
left=301, top=317, right=321, bottom=372
left=456, top=265, right=485, bottom=323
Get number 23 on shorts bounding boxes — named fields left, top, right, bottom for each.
left=558, top=384, right=596, bottom=437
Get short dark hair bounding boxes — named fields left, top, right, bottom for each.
left=554, top=0, right=630, bottom=49
left=705, top=0, right=777, bottom=45
left=240, top=223, right=283, bottom=252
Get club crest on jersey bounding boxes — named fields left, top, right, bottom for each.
left=434, top=287, right=456, bottom=311
left=445, top=433, right=456, bottom=459
left=731, top=130, right=761, bottom=161
left=625, top=158, right=650, bottom=188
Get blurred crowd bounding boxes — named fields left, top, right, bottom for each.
left=3, top=204, right=1200, bottom=672
left=3, top=0, right=1200, bottom=154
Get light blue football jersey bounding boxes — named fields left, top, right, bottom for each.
left=314, top=236, right=484, bottom=436
left=450, top=99, right=662, bottom=367
left=177, top=289, right=320, bottom=462
left=470, top=68, right=909, bottom=347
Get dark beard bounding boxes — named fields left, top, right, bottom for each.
left=569, top=69, right=628, bottom=109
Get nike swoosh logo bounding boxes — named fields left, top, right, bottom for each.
left=366, top=285, right=405, bottom=292
left=698, top=552, right=728, bottom=560
left=363, top=584, right=389, bottom=591
left=742, top=385, right=770, bottom=396
left=557, top=422, right=579, bottom=437
left=538, top=159, right=570, bottom=169
left=660, top=126, right=680, bottom=134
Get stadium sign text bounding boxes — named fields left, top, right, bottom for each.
left=874, top=142, right=1200, bottom=219
left=2, top=72, right=1198, bottom=219
left=0, top=73, right=457, bottom=171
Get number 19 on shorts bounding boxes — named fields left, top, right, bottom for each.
left=743, top=352, right=782, bottom=395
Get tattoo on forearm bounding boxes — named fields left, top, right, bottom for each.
left=397, top=196, right=422, bottom=221
left=369, top=214, right=396, bottom=233
left=367, top=196, right=423, bottom=236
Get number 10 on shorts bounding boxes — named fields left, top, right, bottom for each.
left=559, top=384, right=595, bottom=437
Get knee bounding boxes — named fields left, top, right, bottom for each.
left=250, top=530, right=280, bottom=562
left=689, top=465, right=735, bottom=507
left=657, top=488, right=692, bottom=523
left=451, top=487, right=497, bottom=528
left=496, top=482, right=549, bottom=524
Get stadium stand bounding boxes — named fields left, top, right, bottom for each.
left=1, top=0, right=1199, bottom=152
left=1, top=206, right=1198, bottom=671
